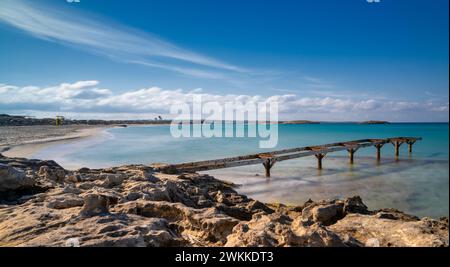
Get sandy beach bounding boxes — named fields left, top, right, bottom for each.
left=0, top=125, right=108, bottom=158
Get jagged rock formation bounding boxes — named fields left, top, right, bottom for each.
left=0, top=154, right=447, bottom=247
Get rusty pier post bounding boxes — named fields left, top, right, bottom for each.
left=374, top=143, right=384, bottom=161
left=262, top=158, right=276, bottom=178
left=315, top=153, right=326, bottom=170
left=347, top=148, right=358, bottom=164
left=407, top=140, right=416, bottom=153
left=392, top=140, right=404, bottom=157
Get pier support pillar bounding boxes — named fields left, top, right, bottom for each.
left=374, top=143, right=384, bottom=161
left=347, top=148, right=358, bottom=164
left=407, top=140, right=416, bottom=153
left=392, top=141, right=404, bottom=157
left=315, top=153, right=326, bottom=170
left=262, top=158, right=275, bottom=178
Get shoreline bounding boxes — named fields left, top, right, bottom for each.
left=0, top=124, right=174, bottom=163
left=0, top=126, right=110, bottom=158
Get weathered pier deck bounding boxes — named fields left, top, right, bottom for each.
left=161, top=137, right=422, bottom=177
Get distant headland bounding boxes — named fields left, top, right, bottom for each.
left=0, top=114, right=397, bottom=127
left=0, top=114, right=171, bottom=127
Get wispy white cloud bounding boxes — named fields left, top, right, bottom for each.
left=0, top=0, right=247, bottom=79
left=0, top=81, right=448, bottom=121
left=129, top=60, right=228, bottom=80
left=302, top=76, right=335, bottom=89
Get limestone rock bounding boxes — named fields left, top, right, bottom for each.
left=38, top=165, right=65, bottom=182
left=301, top=202, right=344, bottom=226
left=374, top=208, right=420, bottom=221
left=226, top=212, right=349, bottom=247
left=15, top=214, right=167, bottom=247
left=225, top=213, right=295, bottom=247
left=47, top=193, right=84, bottom=209
left=343, top=196, right=369, bottom=214
left=291, top=221, right=348, bottom=247
left=329, top=214, right=449, bottom=247
left=0, top=156, right=448, bottom=247
left=0, top=163, right=35, bottom=192
left=77, top=182, right=96, bottom=190
left=312, top=203, right=344, bottom=225
left=99, top=173, right=125, bottom=188
left=65, top=173, right=81, bottom=183
left=114, top=200, right=239, bottom=245
left=80, top=194, right=110, bottom=217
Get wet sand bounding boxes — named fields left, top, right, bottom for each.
left=0, top=125, right=108, bottom=158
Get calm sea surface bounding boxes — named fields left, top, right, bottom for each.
left=33, top=123, right=449, bottom=218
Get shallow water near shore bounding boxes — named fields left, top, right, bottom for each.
left=31, top=123, right=449, bottom=218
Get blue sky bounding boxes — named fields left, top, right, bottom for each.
left=0, top=0, right=448, bottom=121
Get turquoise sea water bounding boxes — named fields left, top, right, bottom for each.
left=33, top=123, right=449, bottom=218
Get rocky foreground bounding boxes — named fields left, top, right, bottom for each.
left=0, top=154, right=448, bottom=247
